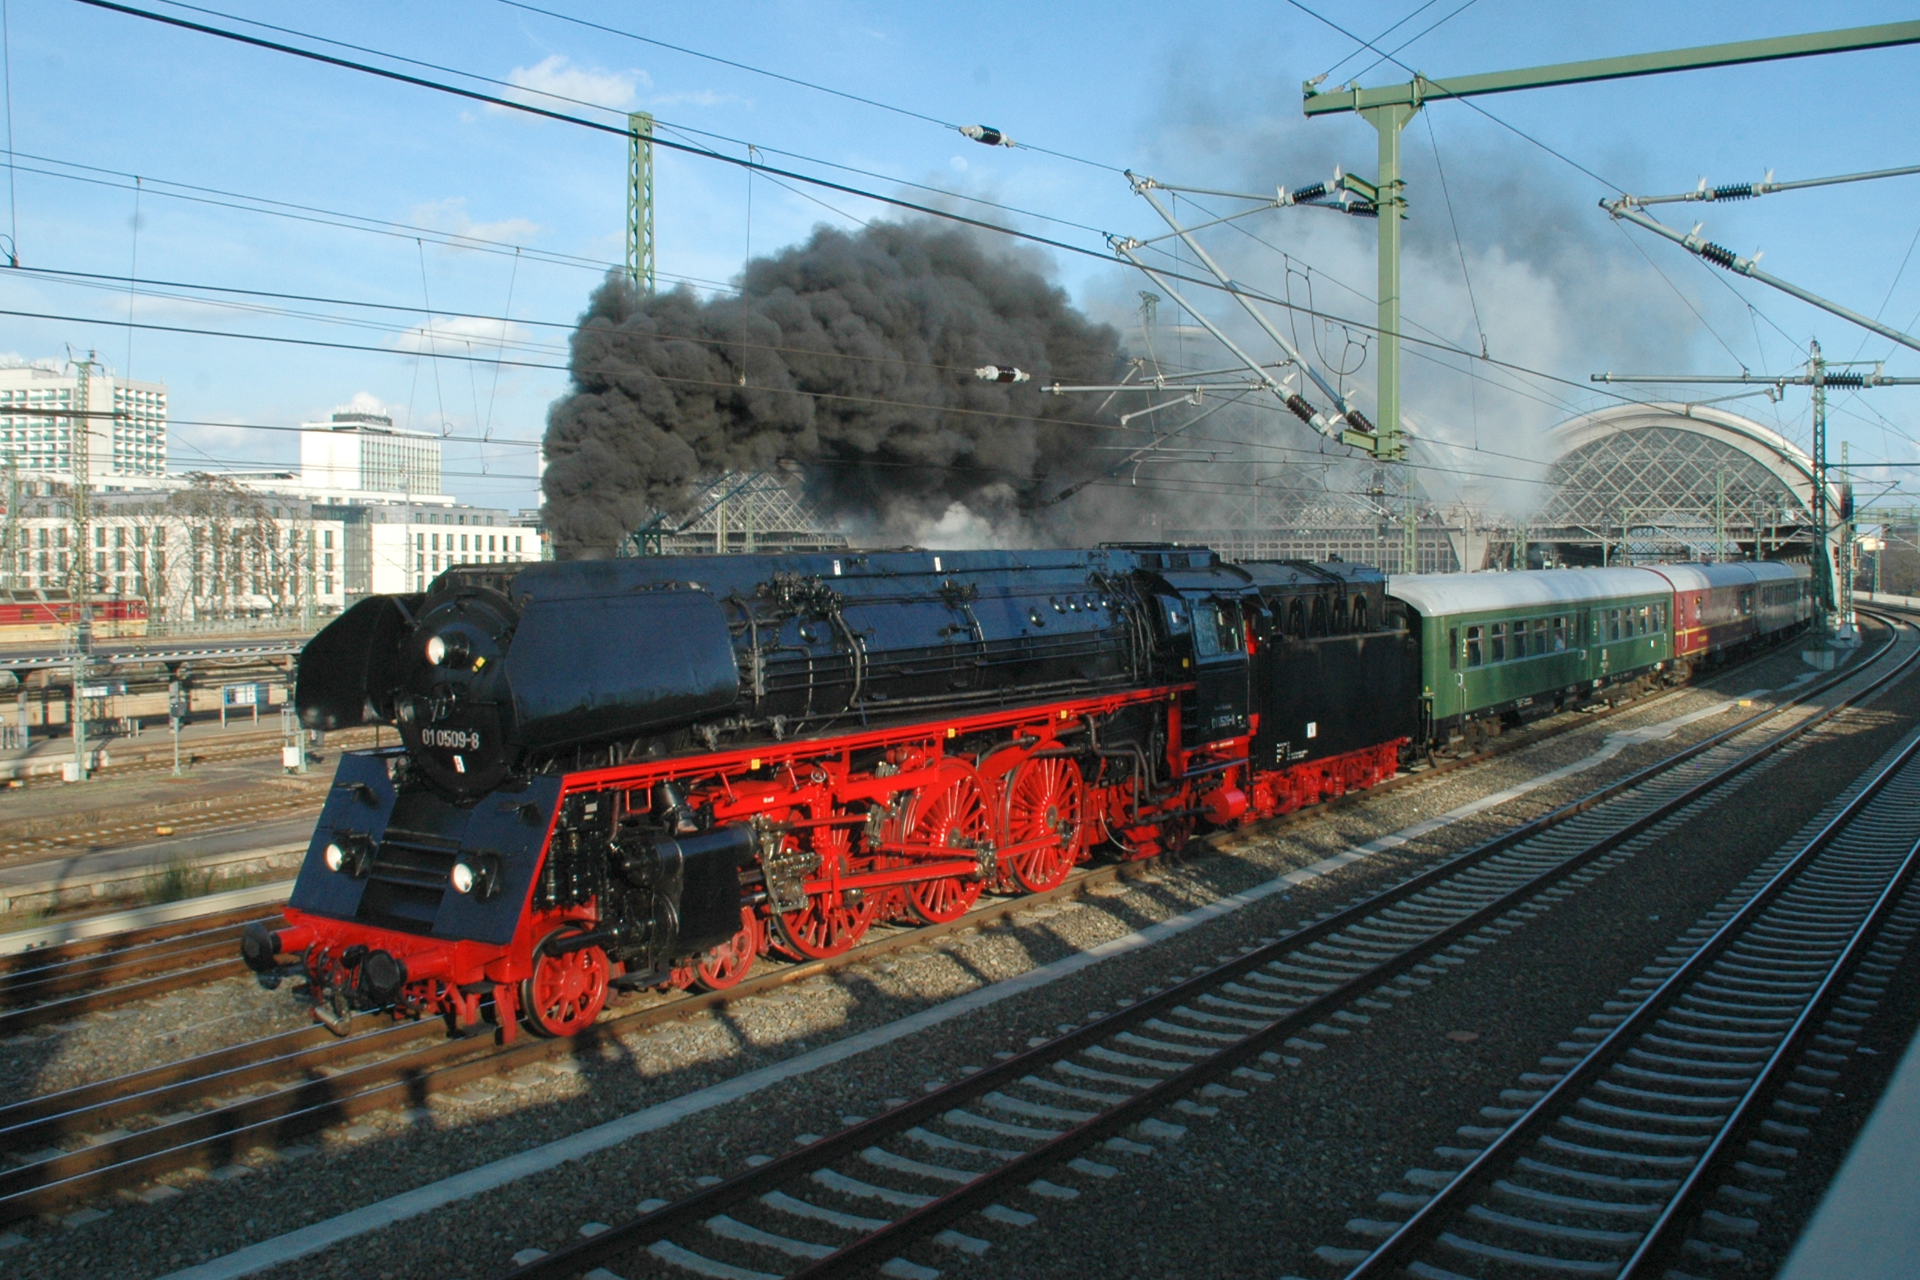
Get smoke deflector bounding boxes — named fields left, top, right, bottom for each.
left=297, top=594, right=421, bottom=730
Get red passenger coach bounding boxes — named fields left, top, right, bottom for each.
left=1649, top=562, right=1812, bottom=668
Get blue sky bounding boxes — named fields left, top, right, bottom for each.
left=3, top=0, right=1920, bottom=517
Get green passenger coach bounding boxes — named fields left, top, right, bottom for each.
left=1388, top=568, right=1678, bottom=746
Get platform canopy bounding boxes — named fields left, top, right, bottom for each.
left=1531, top=402, right=1840, bottom=567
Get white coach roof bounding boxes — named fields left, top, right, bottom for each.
left=1387, top=567, right=1673, bottom=616
left=1643, top=561, right=1806, bottom=593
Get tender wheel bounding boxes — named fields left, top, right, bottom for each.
left=901, top=760, right=990, bottom=924
left=693, top=907, right=763, bottom=991
left=771, top=827, right=877, bottom=960
left=1001, top=756, right=1085, bottom=893
left=521, top=930, right=610, bottom=1037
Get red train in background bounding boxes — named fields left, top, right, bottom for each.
left=0, top=596, right=148, bottom=644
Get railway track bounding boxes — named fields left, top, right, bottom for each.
left=476, top=619, right=1919, bottom=1280
left=0, top=791, right=318, bottom=860
left=2, top=723, right=385, bottom=793
left=0, top=626, right=1883, bottom=1225
left=0, top=904, right=278, bottom=1035
left=1335, top=699, right=1920, bottom=1278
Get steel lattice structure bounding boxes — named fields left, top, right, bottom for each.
left=1171, top=456, right=1462, bottom=574
left=1534, top=404, right=1823, bottom=566
left=639, top=472, right=849, bottom=557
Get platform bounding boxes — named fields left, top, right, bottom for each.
left=1776, top=1016, right=1920, bottom=1278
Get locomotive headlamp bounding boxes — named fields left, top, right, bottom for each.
left=450, top=851, right=503, bottom=900
left=425, top=631, right=473, bottom=670
left=323, top=832, right=375, bottom=877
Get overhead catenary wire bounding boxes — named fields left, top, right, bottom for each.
left=58, top=0, right=1901, bottom=498
left=490, top=0, right=1126, bottom=174
left=143, top=0, right=1121, bottom=243
left=1285, top=0, right=1624, bottom=193
left=62, top=0, right=1746, bottom=449
left=1348, top=0, right=1485, bottom=85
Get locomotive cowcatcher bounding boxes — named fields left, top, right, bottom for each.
left=241, top=545, right=1416, bottom=1040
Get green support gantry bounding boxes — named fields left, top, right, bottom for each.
left=627, top=111, right=656, bottom=294
left=1302, top=20, right=1920, bottom=468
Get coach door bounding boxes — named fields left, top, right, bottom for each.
left=1187, top=596, right=1251, bottom=743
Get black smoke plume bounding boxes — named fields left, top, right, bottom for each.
left=542, top=221, right=1130, bottom=557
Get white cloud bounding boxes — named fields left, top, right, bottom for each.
left=390, top=315, right=533, bottom=357
left=494, top=55, right=644, bottom=114
left=646, top=89, right=750, bottom=110
left=406, top=197, right=540, bottom=246
left=335, top=391, right=395, bottom=419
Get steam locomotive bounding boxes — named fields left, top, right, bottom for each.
left=242, top=547, right=1809, bottom=1041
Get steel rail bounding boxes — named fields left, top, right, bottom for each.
left=499, top=619, right=1918, bottom=1280
left=0, top=901, right=274, bottom=971
left=1344, top=710, right=1920, bottom=1277
left=0, top=956, right=253, bottom=1036
left=1622, top=834, right=1920, bottom=1274
left=0, top=622, right=1868, bottom=1218
left=0, top=928, right=251, bottom=1004
left=0, top=851, right=1191, bottom=1219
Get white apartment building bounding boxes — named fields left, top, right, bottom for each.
left=299, top=410, right=440, bottom=499
left=2, top=489, right=539, bottom=618
left=0, top=361, right=167, bottom=484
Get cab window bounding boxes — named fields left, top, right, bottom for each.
left=1191, top=601, right=1243, bottom=658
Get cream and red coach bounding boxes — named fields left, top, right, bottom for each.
left=240, top=546, right=1416, bottom=1040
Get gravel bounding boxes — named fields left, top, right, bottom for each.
left=0, top=633, right=1893, bottom=1280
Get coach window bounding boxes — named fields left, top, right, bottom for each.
left=1490, top=621, right=1506, bottom=662
left=1608, top=609, right=1621, bottom=641
left=1532, top=618, right=1547, bottom=654
left=1466, top=625, right=1483, bottom=666
left=1552, top=616, right=1567, bottom=651
left=1449, top=627, right=1459, bottom=668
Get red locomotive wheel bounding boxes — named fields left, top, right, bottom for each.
left=771, top=827, right=878, bottom=960
left=693, top=908, right=763, bottom=991
left=1002, top=756, right=1085, bottom=893
left=521, top=931, right=611, bottom=1037
left=902, top=761, right=990, bottom=924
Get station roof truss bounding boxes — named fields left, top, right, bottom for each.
left=633, top=471, right=849, bottom=557
left=1531, top=403, right=1832, bottom=563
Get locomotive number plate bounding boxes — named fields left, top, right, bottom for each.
left=424, top=728, right=482, bottom=751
